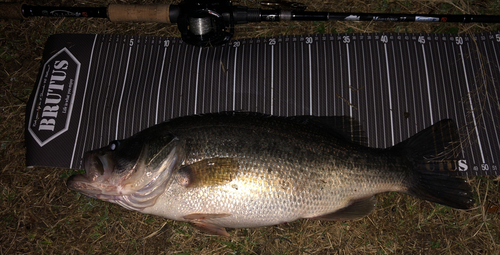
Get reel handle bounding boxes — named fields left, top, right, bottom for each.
left=108, top=4, right=172, bottom=23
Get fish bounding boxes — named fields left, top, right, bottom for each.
left=67, top=112, right=474, bottom=236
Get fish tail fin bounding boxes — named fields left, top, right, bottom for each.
left=391, top=119, right=474, bottom=209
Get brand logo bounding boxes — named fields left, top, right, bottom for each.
left=28, top=47, right=81, bottom=147
left=415, top=16, right=440, bottom=22
left=345, top=15, right=360, bottom=21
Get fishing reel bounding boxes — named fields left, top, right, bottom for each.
left=172, top=0, right=236, bottom=47
left=171, top=0, right=262, bottom=47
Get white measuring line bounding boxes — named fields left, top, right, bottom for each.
left=232, top=44, right=238, bottom=111
left=347, top=41, right=352, bottom=118
left=467, top=41, right=495, bottom=164
left=271, top=42, right=274, bottom=115
left=70, top=34, right=98, bottom=168
left=421, top=42, right=434, bottom=124
left=459, top=43, right=485, bottom=164
left=308, top=38, right=313, bottom=115
left=194, top=47, right=202, bottom=115
left=116, top=39, right=133, bottom=137
left=383, top=37, right=395, bottom=146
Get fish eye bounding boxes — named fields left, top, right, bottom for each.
left=109, top=141, right=120, bottom=151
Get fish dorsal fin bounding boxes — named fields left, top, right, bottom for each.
left=309, top=196, right=376, bottom=221
left=288, top=116, right=367, bottom=146
left=177, top=158, right=239, bottom=188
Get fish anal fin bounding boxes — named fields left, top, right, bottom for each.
left=191, top=222, right=230, bottom=237
left=178, top=158, right=239, bottom=188
left=310, top=196, right=376, bottom=221
left=183, top=213, right=231, bottom=220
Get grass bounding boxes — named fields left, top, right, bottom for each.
left=1, top=0, right=500, bottom=254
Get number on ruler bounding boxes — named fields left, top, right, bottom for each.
left=381, top=35, right=388, bottom=44
left=129, top=38, right=134, bottom=47
left=269, top=38, right=276, bottom=45
left=164, top=40, right=170, bottom=47
left=455, top=37, right=463, bottom=45
left=305, top=37, right=313, bottom=44
left=481, top=163, right=489, bottom=171
left=418, top=36, right=425, bottom=44
left=233, top=41, right=240, bottom=47
left=343, top=35, right=350, bottom=44
left=493, top=165, right=498, bottom=171
left=496, top=34, right=500, bottom=42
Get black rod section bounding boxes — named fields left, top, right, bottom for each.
left=282, top=11, right=500, bottom=23
left=21, top=4, right=108, bottom=18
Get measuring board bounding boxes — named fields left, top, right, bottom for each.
left=26, top=32, right=500, bottom=176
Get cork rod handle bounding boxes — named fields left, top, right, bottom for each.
left=107, top=4, right=171, bottom=23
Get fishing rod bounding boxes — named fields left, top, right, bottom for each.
left=2, top=0, right=500, bottom=47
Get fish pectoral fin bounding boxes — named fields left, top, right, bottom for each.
left=310, top=196, right=377, bottom=221
left=190, top=222, right=230, bottom=237
left=183, top=213, right=231, bottom=220
left=177, top=158, right=239, bottom=188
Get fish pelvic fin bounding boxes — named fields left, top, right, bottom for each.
left=183, top=214, right=231, bottom=236
left=309, top=196, right=377, bottom=221
left=391, top=119, right=474, bottom=209
left=191, top=222, right=230, bottom=237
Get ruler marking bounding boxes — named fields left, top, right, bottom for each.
left=422, top=41, right=434, bottom=125
left=436, top=36, right=450, bottom=119
left=368, top=40, right=378, bottom=147
left=353, top=36, right=359, bottom=121
left=194, top=48, right=202, bottom=114
left=271, top=43, right=274, bottom=115
left=346, top=42, right=352, bottom=117
left=109, top=36, right=126, bottom=142
left=452, top=40, right=477, bottom=165
left=178, top=44, right=189, bottom=116
left=78, top=35, right=104, bottom=166
left=467, top=42, right=493, bottom=164
left=232, top=45, right=238, bottom=111
left=376, top=37, right=385, bottom=147
left=140, top=39, right=154, bottom=131
left=325, top=39, right=329, bottom=116
left=361, top=38, right=369, bottom=143
left=484, top=40, right=500, bottom=166
left=421, top=43, right=434, bottom=124
left=117, top=42, right=133, bottom=136
left=148, top=39, right=161, bottom=126
left=428, top=37, right=442, bottom=121
left=460, top=43, right=485, bottom=163
left=99, top=36, right=118, bottom=146
left=384, top=39, right=395, bottom=146
left=202, top=46, right=209, bottom=114
left=171, top=42, right=181, bottom=119
left=443, top=37, right=466, bottom=158
left=70, top=35, right=98, bottom=168
left=308, top=40, right=313, bottom=115
left=163, top=43, right=173, bottom=121
left=399, top=38, right=410, bottom=139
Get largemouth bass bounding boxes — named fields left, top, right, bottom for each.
left=67, top=112, right=473, bottom=236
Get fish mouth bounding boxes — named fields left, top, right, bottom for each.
left=66, top=152, right=116, bottom=198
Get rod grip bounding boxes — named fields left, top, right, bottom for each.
left=107, top=4, right=171, bottom=23
left=0, top=3, right=24, bottom=19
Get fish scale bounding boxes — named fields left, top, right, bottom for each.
left=67, top=112, right=474, bottom=236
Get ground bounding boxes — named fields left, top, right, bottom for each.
left=1, top=0, right=499, bottom=254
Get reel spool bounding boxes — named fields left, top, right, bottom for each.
left=174, top=0, right=235, bottom=47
